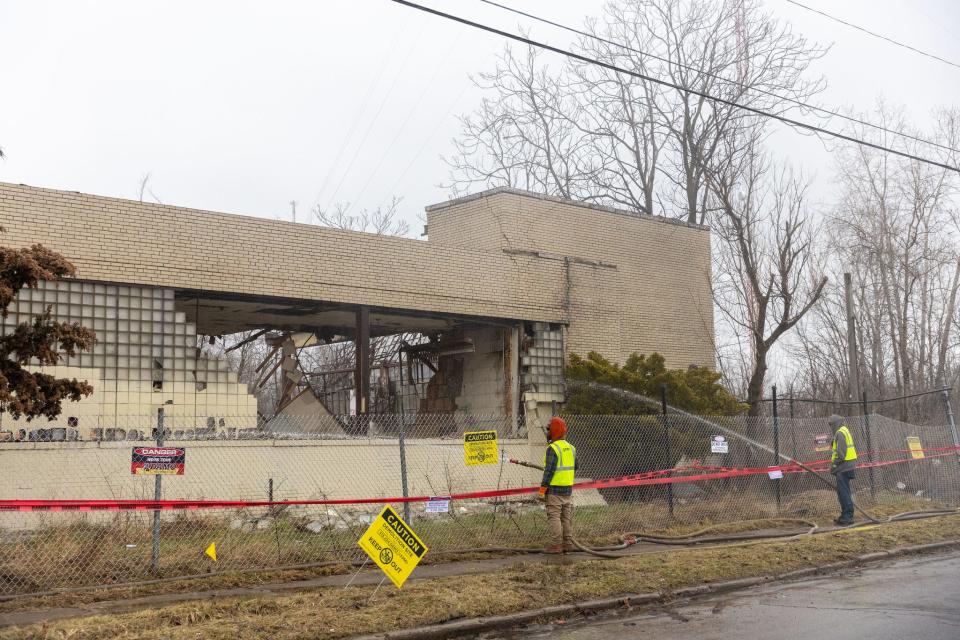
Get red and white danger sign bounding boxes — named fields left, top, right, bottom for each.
left=131, top=447, right=185, bottom=475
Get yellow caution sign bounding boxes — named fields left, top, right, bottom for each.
left=204, top=542, right=218, bottom=561
left=358, top=505, right=428, bottom=589
left=464, top=430, right=498, bottom=466
left=906, top=436, right=925, bottom=459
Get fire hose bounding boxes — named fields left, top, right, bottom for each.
left=507, top=457, right=818, bottom=558
left=505, top=457, right=960, bottom=559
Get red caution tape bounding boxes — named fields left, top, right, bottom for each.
left=0, top=447, right=956, bottom=513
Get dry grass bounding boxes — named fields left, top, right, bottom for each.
left=1, top=514, right=958, bottom=640
left=0, top=490, right=941, bottom=608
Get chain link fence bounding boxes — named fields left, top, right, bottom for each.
left=1, top=408, right=958, bottom=596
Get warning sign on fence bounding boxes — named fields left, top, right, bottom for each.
left=357, top=504, right=428, bottom=588
left=425, top=496, right=451, bottom=513
left=814, top=434, right=832, bottom=452
left=463, top=430, right=498, bottom=466
left=906, top=437, right=925, bottom=459
left=131, top=447, right=185, bottom=475
left=710, top=435, right=728, bottom=454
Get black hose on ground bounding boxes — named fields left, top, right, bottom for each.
left=560, top=508, right=960, bottom=559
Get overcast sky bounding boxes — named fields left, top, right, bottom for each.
left=1, top=0, right=959, bottom=233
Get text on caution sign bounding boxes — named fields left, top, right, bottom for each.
left=357, top=504, right=428, bottom=588
left=463, top=430, right=498, bottom=466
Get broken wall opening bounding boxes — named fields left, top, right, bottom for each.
left=181, top=291, right=525, bottom=434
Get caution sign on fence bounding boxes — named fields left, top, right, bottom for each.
left=463, top=430, right=498, bottom=466
left=131, top=447, right=185, bottom=475
left=906, top=436, right=925, bottom=459
left=357, top=504, right=428, bottom=588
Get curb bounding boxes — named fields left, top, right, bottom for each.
left=352, top=539, right=960, bottom=640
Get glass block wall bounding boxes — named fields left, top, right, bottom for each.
left=0, top=280, right=258, bottom=434
left=521, top=322, right=566, bottom=405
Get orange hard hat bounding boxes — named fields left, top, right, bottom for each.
left=548, top=416, right=567, bottom=441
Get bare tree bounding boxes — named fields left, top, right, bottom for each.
left=709, top=141, right=827, bottom=416
left=788, top=104, right=960, bottom=419
left=443, top=0, right=831, bottom=404
left=445, top=0, right=827, bottom=224
left=137, top=173, right=162, bottom=204
left=314, top=196, right=410, bottom=237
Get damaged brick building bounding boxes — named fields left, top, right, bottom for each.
left=0, top=182, right=713, bottom=435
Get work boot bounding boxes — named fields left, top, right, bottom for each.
left=563, top=543, right=577, bottom=553
left=543, top=544, right=564, bottom=554
left=834, top=517, right=853, bottom=526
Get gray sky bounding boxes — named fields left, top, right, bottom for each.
left=1, top=0, right=959, bottom=233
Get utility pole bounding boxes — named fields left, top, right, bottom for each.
left=844, top=273, right=861, bottom=410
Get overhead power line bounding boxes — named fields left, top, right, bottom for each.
left=322, top=22, right=427, bottom=214
left=389, top=0, right=960, bottom=174
left=309, top=29, right=399, bottom=211
left=477, top=0, right=960, bottom=156
left=375, top=74, right=474, bottom=213
left=786, top=0, right=960, bottom=71
left=350, top=32, right=465, bottom=214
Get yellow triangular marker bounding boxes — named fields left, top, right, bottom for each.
left=205, top=542, right=218, bottom=561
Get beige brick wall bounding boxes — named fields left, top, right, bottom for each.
left=0, top=182, right=713, bottom=370
left=0, top=183, right=565, bottom=323
left=427, top=189, right=715, bottom=368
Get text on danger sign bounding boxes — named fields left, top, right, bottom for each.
left=131, top=447, right=185, bottom=475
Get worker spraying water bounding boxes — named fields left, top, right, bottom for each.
left=537, top=416, right=579, bottom=554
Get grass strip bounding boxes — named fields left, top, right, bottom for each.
left=1, top=514, right=958, bottom=640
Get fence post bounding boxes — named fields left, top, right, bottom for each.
left=862, top=392, right=876, bottom=499
left=151, top=408, right=164, bottom=575
left=660, top=384, right=674, bottom=518
left=941, top=387, right=960, bottom=462
left=772, top=385, right=781, bottom=512
left=399, top=418, right=411, bottom=523
left=939, top=387, right=960, bottom=504
left=788, top=389, right=798, bottom=460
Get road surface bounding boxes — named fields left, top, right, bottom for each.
left=495, top=552, right=960, bottom=640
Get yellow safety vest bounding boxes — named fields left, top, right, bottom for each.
left=831, top=425, right=858, bottom=462
left=544, top=439, right=576, bottom=487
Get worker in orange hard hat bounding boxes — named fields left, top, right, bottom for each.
left=537, top=416, right=578, bottom=554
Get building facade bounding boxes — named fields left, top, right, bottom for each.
left=0, top=182, right=712, bottom=434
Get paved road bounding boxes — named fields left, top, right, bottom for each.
left=495, top=552, right=960, bottom=640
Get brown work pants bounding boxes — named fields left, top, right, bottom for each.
left=545, top=493, right=574, bottom=546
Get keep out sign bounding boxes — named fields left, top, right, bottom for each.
left=357, top=504, right=428, bottom=588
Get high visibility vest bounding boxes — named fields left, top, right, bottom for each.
left=544, top=439, right=576, bottom=487
left=832, top=425, right=858, bottom=463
